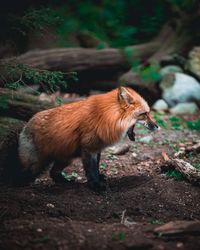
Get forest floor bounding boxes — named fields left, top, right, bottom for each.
left=0, top=112, right=200, bottom=250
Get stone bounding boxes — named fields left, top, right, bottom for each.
left=160, top=72, right=200, bottom=107
left=188, top=47, right=200, bottom=78
left=152, top=99, right=168, bottom=111
left=108, top=143, right=130, bottom=155
left=139, top=135, right=153, bottom=144
left=160, top=65, right=183, bottom=76
left=170, top=102, right=199, bottom=114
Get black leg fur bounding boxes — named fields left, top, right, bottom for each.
left=82, top=150, right=106, bottom=192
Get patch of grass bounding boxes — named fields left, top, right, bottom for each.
left=168, top=116, right=183, bottom=130
left=150, top=219, right=164, bottom=225
left=153, top=112, right=168, bottom=129
left=112, top=231, right=126, bottom=241
left=165, top=169, right=184, bottom=180
left=153, top=113, right=200, bottom=132
left=100, top=162, right=107, bottom=170
left=192, top=163, right=200, bottom=170
left=186, top=120, right=200, bottom=131
left=106, top=154, right=118, bottom=160
left=32, top=235, right=49, bottom=243
left=61, top=171, right=78, bottom=181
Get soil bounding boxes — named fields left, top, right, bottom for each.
left=0, top=113, right=200, bottom=250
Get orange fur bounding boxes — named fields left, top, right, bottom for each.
left=25, top=87, right=148, bottom=162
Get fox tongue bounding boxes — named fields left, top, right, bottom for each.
left=127, top=125, right=135, bottom=141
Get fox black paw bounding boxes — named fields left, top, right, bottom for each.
left=99, top=173, right=106, bottom=182
left=88, top=178, right=107, bottom=193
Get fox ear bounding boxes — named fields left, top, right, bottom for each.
left=118, top=87, right=134, bottom=106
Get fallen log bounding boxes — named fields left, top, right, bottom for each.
left=4, top=43, right=158, bottom=73
left=0, top=88, right=55, bottom=121
left=0, top=88, right=82, bottom=121
left=160, top=158, right=200, bottom=185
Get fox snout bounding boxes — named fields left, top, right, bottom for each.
left=139, top=114, right=160, bottom=131
left=145, top=115, right=159, bottom=131
left=146, top=120, right=159, bottom=131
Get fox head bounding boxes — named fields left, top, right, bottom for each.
left=118, top=87, right=159, bottom=131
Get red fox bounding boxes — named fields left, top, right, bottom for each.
left=17, top=87, right=159, bottom=192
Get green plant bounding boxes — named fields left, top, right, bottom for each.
left=150, top=219, right=164, bottom=225
left=61, top=171, right=78, bottom=181
left=140, top=63, right=161, bottom=82
left=32, top=235, right=49, bottom=243
left=168, top=116, right=182, bottom=130
left=165, top=169, right=184, bottom=180
left=153, top=113, right=200, bottom=131
left=11, top=8, right=62, bottom=36
left=112, top=231, right=126, bottom=241
left=192, top=163, right=200, bottom=170
left=153, top=112, right=168, bottom=129
left=186, top=120, right=200, bottom=131
left=100, top=162, right=107, bottom=170
left=0, top=62, right=78, bottom=93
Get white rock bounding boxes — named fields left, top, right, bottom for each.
left=108, top=143, right=130, bottom=155
left=139, top=135, right=153, bottom=144
left=170, top=102, right=199, bottom=114
left=153, top=99, right=168, bottom=111
left=160, top=72, right=200, bottom=107
left=132, top=152, right=137, bottom=158
left=188, top=47, right=200, bottom=78
left=46, top=203, right=55, bottom=208
left=160, top=65, right=183, bottom=76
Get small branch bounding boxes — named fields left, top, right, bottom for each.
left=120, top=209, right=137, bottom=227
left=174, top=141, right=200, bottom=157
left=154, top=220, right=200, bottom=236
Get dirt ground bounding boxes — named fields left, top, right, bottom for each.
left=0, top=113, right=200, bottom=250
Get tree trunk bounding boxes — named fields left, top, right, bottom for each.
left=0, top=88, right=55, bottom=121
left=5, top=45, right=159, bottom=73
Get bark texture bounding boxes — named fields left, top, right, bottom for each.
left=0, top=88, right=55, bottom=121
left=160, top=158, right=200, bottom=185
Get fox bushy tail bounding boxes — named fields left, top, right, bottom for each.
left=0, top=123, right=34, bottom=185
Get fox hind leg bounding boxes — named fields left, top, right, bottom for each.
left=18, top=129, right=48, bottom=184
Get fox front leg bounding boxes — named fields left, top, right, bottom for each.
left=81, top=150, right=106, bottom=192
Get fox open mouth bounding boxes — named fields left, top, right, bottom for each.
left=127, top=125, right=135, bottom=141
